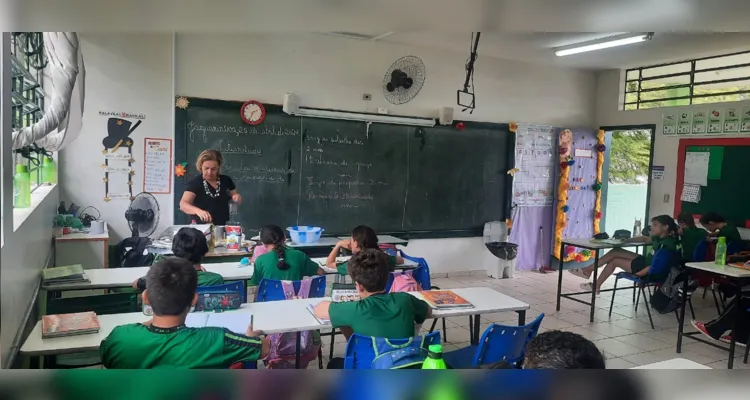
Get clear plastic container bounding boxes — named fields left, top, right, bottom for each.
left=715, top=236, right=727, bottom=265
left=41, top=156, right=57, bottom=184
left=13, top=164, right=31, bottom=208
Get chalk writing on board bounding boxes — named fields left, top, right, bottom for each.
left=306, top=190, right=374, bottom=201
left=305, top=134, right=364, bottom=146
left=224, top=163, right=296, bottom=175
left=187, top=122, right=300, bottom=142
left=304, top=154, right=373, bottom=171
left=233, top=175, right=286, bottom=184
left=306, top=176, right=389, bottom=189
left=218, top=140, right=262, bottom=156
left=305, top=146, right=324, bottom=153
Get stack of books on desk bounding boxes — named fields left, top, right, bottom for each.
left=42, top=311, right=100, bottom=339
left=419, top=290, right=474, bottom=310
left=42, top=264, right=89, bottom=286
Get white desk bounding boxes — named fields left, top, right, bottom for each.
left=41, top=262, right=254, bottom=291
left=685, top=262, right=750, bottom=279
left=287, top=237, right=341, bottom=248
left=311, top=256, right=418, bottom=275
left=55, top=230, right=111, bottom=268
left=631, top=358, right=711, bottom=370
left=21, top=287, right=529, bottom=358
left=337, top=234, right=407, bottom=245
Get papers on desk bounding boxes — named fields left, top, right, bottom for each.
left=306, top=303, right=329, bottom=324
left=185, top=312, right=252, bottom=335
left=42, top=264, right=90, bottom=285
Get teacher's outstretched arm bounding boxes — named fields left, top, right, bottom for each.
left=229, top=189, right=242, bottom=205
left=180, top=191, right=212, bottom=222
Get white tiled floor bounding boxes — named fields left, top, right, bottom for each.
left=309, top=269, right=749, bottom=369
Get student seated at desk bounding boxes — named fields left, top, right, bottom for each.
left=692, top=289, right=750, bottom=347
left=249, top=225, right=325, bottom=287
left=678, top=212, right=707, bottom=262
left=699, top=212, right=742, bottom=244
left=570, top=215, right=682, bottom=294
left=133, top=227, right=223, bottom=290
left=101, top=258, right=269, bottom=368
left=326, top=225, right=404, bottom=276
left=523, top=330, right=605, bottom=369
left=314, top=249, right=431, bottom=369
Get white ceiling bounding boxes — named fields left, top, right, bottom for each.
left=377, top=32, right=750, bottom=70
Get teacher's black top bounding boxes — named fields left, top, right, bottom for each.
left=185, top=174, right=236, bottom=226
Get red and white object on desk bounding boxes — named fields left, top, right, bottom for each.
left=226, top=226, right=242, bottom=251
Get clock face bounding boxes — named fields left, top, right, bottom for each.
left=241, top=100, right=265, bottom=125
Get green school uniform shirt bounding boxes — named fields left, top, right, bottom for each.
left=100, top=323, right=262, bottom=369
left=249, top=247, right=320, bottom=286
left=336, top=254, right=398, bottom=276
left=328, top=292, right=430, bottom=338
left=718, top=223, right=742, bottom=244
left=645, top=235, right=680, bottom=265
left=681, top=227, right=707, bottom=261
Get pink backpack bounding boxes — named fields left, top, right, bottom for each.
left=389, top=271, right=422, bottom=293
left=265, top=279, right=320, bottom=369
left=251, top=245, right=270, bottom=262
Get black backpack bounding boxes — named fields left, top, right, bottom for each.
left=113, top=237, right=155, bottom=268
left=650, top=265, right=697, bottom=314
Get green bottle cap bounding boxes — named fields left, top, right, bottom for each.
left=16, top=164, right=28, bottom=173
left=718, top=237, right=726, bottom=243
left=427, top=344, right=443, bottom=358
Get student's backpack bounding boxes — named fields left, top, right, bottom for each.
left=370, top=336, right=430, bottom=369
left=389, top=272, right=422, bottom=293
left=113, top=237, right=154, bottom=268
left=265, top=280, right=319, bottom=369
left=650, top=265, right=697, bottom=314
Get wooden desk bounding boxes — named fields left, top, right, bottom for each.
left=55, top=230, right=110, bottom=268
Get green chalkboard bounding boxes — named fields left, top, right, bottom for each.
left=681, top=145, right=750, bottom=224
left=174, top=98, right=513, bottom=237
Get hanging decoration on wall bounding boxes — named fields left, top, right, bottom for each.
left=102, top=117, right=141, bottom=202
left=175, top=96, right=190, bottom=110
left=553, top=129, right=572, bottom=260
left=455, top=122, right=465, bottom=130
left=507, top=167, right=520, bottom=177
left=175, top=162, right=187, bottom=177
left=509, top=122, right=518, bottom=133
left=593, top=129, right=605, bottom=235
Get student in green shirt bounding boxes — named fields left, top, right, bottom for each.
left=101, top=258, right=269, bottom=368
left=132, top=227, right=223, bottom=290
left=326, top=225, right=404, bottom=276
left=249, top=224, right=324, bottom=286
left=314, top=249, right=431, bottom=369
left=699, top=212, right=742, bottom=244
left=570, top=215, right=682, bottom=294
left=677, top=212, right=707, bottom=262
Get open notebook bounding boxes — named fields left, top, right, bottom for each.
left=185, top=312, right=251, bottom=335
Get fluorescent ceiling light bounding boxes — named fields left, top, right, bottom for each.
left=294, top=108, right=435, bottom=127
left=555, top=33, right=653, bottom=57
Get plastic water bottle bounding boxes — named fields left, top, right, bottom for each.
left=13, top=164, right=31, bottom=208
left=715, top=237, right=727, bottom=266
left=422, top=344, right=448, bottom=369
left=41, top=156, right=57, bottom=184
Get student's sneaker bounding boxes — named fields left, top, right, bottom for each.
left=690, top=320, right=722, bottom=342
left=569, top=269, right=590, bottom=280
left=719, top=335, right=747, bottom=348
left=579, top=282, right=599, bottom=295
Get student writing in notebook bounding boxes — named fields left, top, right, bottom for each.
left=133, top=227, right=223, bottom=290
left=101, top=258, right=268, bottom=368
left=326, top=225, right=404, bottom=276
left=314, top=249, right=431, bottom=369
left=699, top=212, right=742, bottom=243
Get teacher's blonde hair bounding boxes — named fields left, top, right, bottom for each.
left=196, top=149, right=223, bottom=172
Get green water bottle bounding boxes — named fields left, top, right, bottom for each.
left=41, top=156, right=57, bottom=184
left=715, top=237, right=727, bottom=265
left=13, top=164, right=31, bottom=208
left=422, top=344, right=448, bottom=369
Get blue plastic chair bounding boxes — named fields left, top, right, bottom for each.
left=343, top=331, right=441, bottom=369
left=197, top=281, right=246, bottom=303
left=256, top=275, right=326, bottom=302
left=608, top=249, right=687, bottom=329
left=442, top=314, right=544, bottom=369
left=255, top=275, right=327, bottom=369
left=398, top=251, right=450, bottom=342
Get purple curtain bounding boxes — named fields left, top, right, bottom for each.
left=509, top=205, right=554, bottom=270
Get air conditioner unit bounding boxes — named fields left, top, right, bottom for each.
left=282, top=93, right=435, bottom=127
left=439, top=107, right=454, bottom=125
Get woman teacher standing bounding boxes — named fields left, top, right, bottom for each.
left=180, top=149, right=241, bottom=225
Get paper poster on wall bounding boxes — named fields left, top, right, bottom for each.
left=513, top=125, right=556, bottom=206
left=662, top=113, right=677, bottom=135
left=143, top=138, right=173, bottom=194
left=724, top=108, right=740, bottom=133
left=684, top=151, right=710, bottom=186
left=680, top=183, right=701, bottom=203
left=677, top=111, right=691, bottom=134
left=651, top=166, right=664, bottom=180
left=692, top=110, right=707, bottom=134
left=741, top=106, right=750, bottom=133
left=707, top=109, right=723, bottom=134
left=574, top=148, right=593, bottom=158
left=102, top=116, right=142, bottom=202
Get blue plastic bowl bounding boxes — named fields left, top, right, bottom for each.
left=286, top=226, right=324, bottom=244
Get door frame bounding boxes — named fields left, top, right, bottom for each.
left=598, top=124, right=657, bottom=231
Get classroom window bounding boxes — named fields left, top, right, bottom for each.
left=10, top=32, right=46, bottom=193
left=623, top=50, right=750, bottom=111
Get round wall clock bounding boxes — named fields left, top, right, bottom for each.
left=240, top=100, right=266, bottom=125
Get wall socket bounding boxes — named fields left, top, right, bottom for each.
left=663, top=194, right=670, bottom=203
left=362, top=93, right=372, bottom=101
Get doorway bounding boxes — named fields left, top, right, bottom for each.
left=600, top=125, right=656, bottom=237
